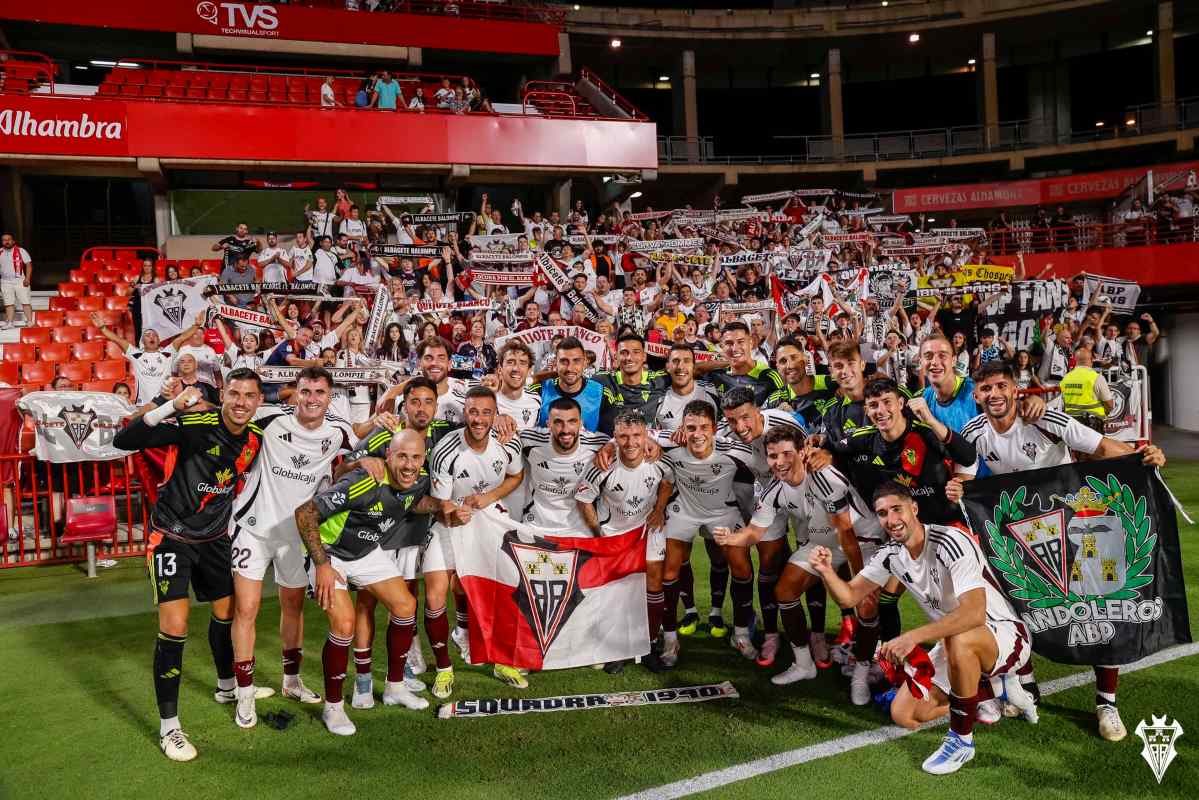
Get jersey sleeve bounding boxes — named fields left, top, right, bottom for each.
left=575, top=465, right=607, bottom=504
left=858, top=545, right=894, bottom=588
left=113, top=413, right=187, bottom=451
left=350, top=425, right=393, bottom=460
left=313, top=470, right=372, bottom=521
left=749, top=480, right=781, bottom=529
left=810, top=467, right=852, bottom=514
left=1041, top=410, right=1105, bottom=455
left=502, top=437, right=523, bottom=476
left=935, top=528, right=988, bottom=597
left=428, top=435, right=458, bottom=500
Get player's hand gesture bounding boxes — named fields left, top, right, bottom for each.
left=879, top=632, right=917, bottom=665
left=1017, top=393, right=1046, bottom=423
left=646, top=508, right=665, bottom=533
left=804, top=447, right=834, bottom=473
left=89, top=311, right=104, bottom=328
left=945, top=477, right=965, bottom=503
left=172, top=386, right=202, bottom=411
left=372, top=411, right=401, bottom=432
left=1138, top=444, right=1167, bottom=467
left=905, top=396, right=935, bottom=425
left=712, top=526, right=735, bottom=546
left=493, top=414, right=517, bottom=444
left=808, top=545, right=834, bottom=575
left=593, top=441, right=616, bottom=471
left=354, top=456, right=387, bottom=484
left=314, top=561, right=344, bottom=611
left=445, top=503, right=474, bottom=526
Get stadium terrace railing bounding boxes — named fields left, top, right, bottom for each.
left=579, top=67, right=650, bottom=122
left=0, top=50, right=56, bottom=93
left=984, top=220, right=1199, bottom=256
left=660, top=99, right=1199, bottom=164
left=294, top=0, right=566, bottom=26
left=0, top=454, right=151, bottom=568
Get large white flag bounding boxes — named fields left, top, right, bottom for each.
left=140, top=276, right=217, bottom=340
left=451, top=509, right=648, bottom=671
left=18, top=391, right=135, bottom=463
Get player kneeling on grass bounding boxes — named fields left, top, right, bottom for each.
left=808, top=481, right=1038, bottom=775
left=714, top=426, right=883, bottom=691
left=294, top=429, right=471, bottom=736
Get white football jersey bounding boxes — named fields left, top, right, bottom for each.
left=518, top=428, right=609, bottom=529
left=750, top=466, right=883, bottom=547
left=653, top=381, right=719, bottom=431
left=961, top=409, right=1102, bottom=475
left=125, top=347, right=173, bottom=404
left=496, top=387, right=543, bottom=430
left=435, top=378, right=468, bottom=424
left=576, top=458, right=666, bottom=535
left=230, top=406, right=355, bottom=542
left=428, top=427, right=523, bottom=504
left=860, top=523, right=1021, bottom=626
left=659, top=439, right=756, bottom=523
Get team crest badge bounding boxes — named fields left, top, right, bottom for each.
left=573, top=461, right=586, bottom=476
left=153, top=287, right=188, bottom=329
left=1135, top=714, right=1183, bottom=784
left=57, top=405, right=96, bottom=449
left=711, top=463, right=723, bottom=476
left=504, top=536, right=590, bottom=655
left=321, top=437, right=333, bottom=455
left=902, top=447, right=917, bottom=467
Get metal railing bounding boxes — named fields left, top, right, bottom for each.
left=660, top=99, right=1199, bottom=164
left=579, top=66, right=649, bottom=121
left=985, top=219, right=1199, bottom=257
left=295, top=0, right=566, bottom=26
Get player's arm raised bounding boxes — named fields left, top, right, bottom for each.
left=808, top=545, right=876, bottom=610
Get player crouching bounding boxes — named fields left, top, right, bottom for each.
left=808, top=481, right=1038, bottom=774
left=294, top=430, right=471, bottom=735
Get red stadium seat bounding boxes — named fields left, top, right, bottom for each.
left=249, top=90, right=267, bottom=103
left=72, top=341, right=107, bottom=362
left=65, top=311, right=93, bottom=328
left=49, top=296, right=79, bottom=312
left=69, top=270, right=88, bottom=283
left=210, top=74, right=231, bottom=90
left=61, top=496, right=118, bottom=578
left=111, top=283, right=132, bottom=297
left=122, top=70, right=146, bottom=86
left=141, top=85, right=163, bottom=98
left=106, top=70, right=127, bottom=85
left=58, top=283, right=85, bottom=298
left=89, top=284, right=115, bottom=297
left=82, top=380, right=117, bottom=394
left=2, top=343, right=35, bottom=364
left=77, top=297, right=105, bottom=312
left=105, top=297, right=130, bottom=312
left=39, top=343, right=72, bottom=364
left=105, top=341, right=126, bottom=360
left=98, top=83, right=119, bottom=96
left=228, top=88, right=248, bottom=102
left=51, top=327, right=86, bottom=345
left=19, top=327, right=51, bottom=346
left=20, top=362, right=54, bottom=385
left=94, top=360, right=128, bottom=380
left=187, top=86, right=207, bottom=99
left=165, top=86, right=185, bottom=99
left=58, top=362, right=93, bottom=383
left=93, top=311, right=123, bottom=328
left=35, top=311, right=65, bottom=328
left=0, top=363, right=18, bottom=385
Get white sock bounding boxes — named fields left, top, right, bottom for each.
left=733, top=626, right=749, bottom=638
left=794, top=644, right=814, bottom=667
left=237, top=684, right=255, bottom=700
left=1097, top=691, right=1116, bottom=706
left=853, top=660, right=870, bottom=676
left=283, top=673, right=301, bottom=688
left=217, top=677, right=235, bottom=692
left=684, top=606, right=697, bottom=615
left=325, top=699, right=344, bottom=712
left=956, top=731, right=974, bottom=744
left=663, top=630, right=678, bottom=644
left=160, top=716, right=181, bottom=737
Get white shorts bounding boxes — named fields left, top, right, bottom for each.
left=928, top=619, right=1031, bottom=696
left=664, top=509, right=742, bottom=543
left=761, top=513, right=788, bottom=543
left=230, top=530, right=308, bottom=589
left=1, top=279, right=30, bottom=307
left=392, top=545, right=421, bottom=580
left=308, top=546, right=401, bottom=593
left=646, top=526, right=666, bottom=561
left=421, top=523, right=456, bottom=574
left=791, top=538, right=880, bottom=577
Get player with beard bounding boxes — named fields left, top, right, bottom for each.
left=519, top=398, right=609, bottom=529
left=577, top=410, right=668, bottom=671
left=648, top=400, right=757, bottom=667
left=339, top=377, right=458, bottom=709
left=377, top=337, right=466, bottom=424
left=705, top=321, right=784, bottom=405
left=486, top=341, right=543, bottom=525
left=532, top=337, right=605, bottom=431
left=809, top=481, right=1039, bottom=775
left=227, top=367, right=358, bottom=728
left=718, top=387, right=808, bottom=667
left=652, top=343, right=723, bottom=637
left=764, top=336, right=837, bottom=430
left=112, top=370, right=264, bottom=762
left=295, top=430, right=470, bottom=736
left=715, top=427, right=884, bottom=700
left=960, top=361, right=1166, bottom=741
left=595, top=332, right=672, bottom=435
left=425, top=386, right=525, bottom=695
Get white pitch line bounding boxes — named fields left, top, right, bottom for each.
left=618, top=641, right=1199, bottom=800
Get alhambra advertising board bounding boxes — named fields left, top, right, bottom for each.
left=0, top=98, right=128, bottom=157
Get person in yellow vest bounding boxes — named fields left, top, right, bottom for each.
left=1059, top=346, right=1114, bottom=433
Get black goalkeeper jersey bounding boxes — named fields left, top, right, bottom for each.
left=311, top=468, right=432, bottom=560
left=833, top=418, right=977, bottom=525
left=347, top=418, right=459, bottom=461
left=706, top=361, right=785, bottom=406
left=819, top=393, right=869, bottom=454
left=595, top=369, right=672, bottom=435
left=114, top=411, right=263, bottom=543
left=764, top=375, right=838, bottom=430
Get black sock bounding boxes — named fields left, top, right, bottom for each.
left=208, top=614, right=234, bottom=682
left=757, top=571, right=779, bottom=634
left=154, top=632, right=186, bottom=720
left=730, top=575, right=755, bottom=629
left=879, top=590, right=902, bottom=642
left=678, top=560, right=696, bottom=612
left=805, top=582, right=827, bottom=635
left=707, top=547, right=730, bottom=616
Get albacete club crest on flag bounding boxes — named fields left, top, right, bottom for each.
left=57, top=405, right=97, bottom=449
left=504, top=536, right=590, bottom=655
left=1134, top=714, right=1184, bottom=784
left=966, top=458, right=1192, bottom=662
left=153, top=287, right=188, bottom=329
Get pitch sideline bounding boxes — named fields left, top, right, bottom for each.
left=617, top=642, right=1199, bottom=800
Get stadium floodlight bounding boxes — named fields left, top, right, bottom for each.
left=573, top=4, right=580, bottom=9
left=1095, top=121, right=1105, bottom=127
left=659, top=75, right=670, bottom=81
left=1147, top=30, right=1153, bottom=36
left=90, top=59, right=117, bottom=67
left=629, top=191, right=643, bottom=199
left=610, top=38, right=621, bottom=49
left=1126, top=118, right=1137, bottom=127
left=968, top=59, right=976, bottom=65
left=908, top=33, right=920, bottom=43
left=881, top=1, right=888, bottom=6
left=810, top=72, right=820, bottom=79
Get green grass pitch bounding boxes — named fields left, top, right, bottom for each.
left=1, top=464, right=1196, bottom=799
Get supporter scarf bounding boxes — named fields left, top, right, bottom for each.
left=372, top=244, right=441, bottom=258
left=495, top=325, right=613, bottom=371
left=877, top=646, right=936, bottom=700
left=741, top=190, right=797, bottom=205
left=568, top=234, right=622, bottom=247
left=628, top=210, right=673, bottom=221
left=376, top=195, right=435, bottom=208
left=649, top=251, right=714, bottom=267
left=258, top=366, right=394, bottom=385
left=845, top=208, right=885, bottom=217
left=469, top=251, right=534, bottom=265
left=213, top=281, right=335, bottom=297
left=363, top=284, right=391, bottom=349
left=868, top=215, right=912, bottom=226
left=468, top=233, right=524, bottom=251
left=718, top=251, right=768, bottom=267
left=7, top=243, right=25, bottom=276
left=880, top=243, right=946, bottom=257
left=931, top=227, right=987, bottom=240
left=465, top=268, right=537, bottom=285
left=698, top=226, right=741, bottom=247
left=208, top=303, right=284, bottom=333
left=626, top=238, right=705, bottom=253
left=644, top=340, right=718, bottom=362
left=798, top=214, right=825, bottom=240
left=413, top=299, right=494, bottom=314
left=821, top=232, right=874, bottom=244
left=409, top=212, right=475, bottom=225
left=534, top=251, right=602, bottom=323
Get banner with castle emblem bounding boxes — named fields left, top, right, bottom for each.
left=140, top=276, right=218, bottom=340
left=451, top=509, right=648, bottom=671
left=962, top=455, right=1190, bottom=665
left=18, top=391, right=135, bottom=463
